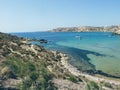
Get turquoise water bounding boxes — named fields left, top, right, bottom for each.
left=13, top=32, right=120, bottom=77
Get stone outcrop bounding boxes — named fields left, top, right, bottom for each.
left=115, top=30, right=120, bottom=34
left=114, top=25, right=120, bottom=34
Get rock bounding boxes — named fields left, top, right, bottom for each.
left=2, top=79, right=22, bottom=89
left=53, top=79, right=85, bottom=90
left=115, top=30, right=120, bottom=34
left=1, top=67, right=10, bottom=75
left=39, top=39, right=48, bottom=43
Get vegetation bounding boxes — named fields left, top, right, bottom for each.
left=0, top=32, right=57, bottom=89
left=87, top=81, right=99, bottom=90
left=5, top=56, right=56, bottom=90
left=102, top=82, right=113, bottom=88
left=68, top=75, right=78, bottom=83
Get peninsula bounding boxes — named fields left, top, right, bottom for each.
left=50, top=25, right=120, bottom=34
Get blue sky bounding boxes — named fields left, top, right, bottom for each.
left=0, top=0, right=120, bottom=32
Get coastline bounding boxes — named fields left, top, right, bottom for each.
left=56, top=51, right=120, bottom=85
left=23, top=32, right=120, bottom=85
left=8, top=32, right=120, bottom=89
left=114, top=30, right=120, bottom=35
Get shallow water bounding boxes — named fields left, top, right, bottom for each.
left=13, top=32, right=120, bottom=77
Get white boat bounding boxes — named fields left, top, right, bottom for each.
left=75, top=35, right=82, bottom=39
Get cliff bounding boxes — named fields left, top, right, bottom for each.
left=50, top=25, right=120, bottom=33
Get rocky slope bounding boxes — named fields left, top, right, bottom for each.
left=0, top=32, right=55, bottom=89
left=0, top=32, right=85, bottom=90
left=50, top=25, right=120, bottom=33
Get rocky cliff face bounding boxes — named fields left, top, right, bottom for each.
left=114, top=25, right=120, bottom=34
left=50, top=25, right=120, bottom=33
left=116, top=30, right=120, bottom=34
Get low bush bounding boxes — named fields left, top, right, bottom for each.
left=87, top=81, right=99, bottom=90
left=68, top=75, right=78, bottom=83
left=103, top=82, right=112, bottom=88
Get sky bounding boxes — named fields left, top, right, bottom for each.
left=0, top=0, right=120, bottom=33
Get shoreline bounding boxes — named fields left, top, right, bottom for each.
left=56, top=51, right=120, bottom=85
left=20, top=33, right=120, bottom=87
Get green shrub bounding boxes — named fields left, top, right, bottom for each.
left=27, top=62, right=36, bottom=71
left=22, top=79, right=32, bottom=90
left=68, top=75, right=78, bottom=83
left=6, top=56, right=56, bottom=90
left=6, top=57, right=27, bottom=78
left=87, top=81, right=99, bottom=90
left=30, top=72, right=39, bottom=81
left=103, top=82, right=112, bottom=88
left=7, top=57, right=20, bottom=74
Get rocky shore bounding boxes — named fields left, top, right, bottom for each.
left=50, top=50, right=120, bottom=89
left=1, top=32, right=120, bottom=90
left=114, top=30, right=120, bottom=35
left=58, top=52, right=120, bottom=85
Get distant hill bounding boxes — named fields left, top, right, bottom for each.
left=50, top=25, right=120, bottom=34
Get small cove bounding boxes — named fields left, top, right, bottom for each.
left=13, top=32, right=120, bottom=77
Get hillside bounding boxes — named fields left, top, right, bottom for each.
left=0, top=32, right=55, bottom=89
left=0, top=32, right=86, bottom=90
left=50, top=25, right=120, bottom=34
left=0, top=32, right=120, bottom=90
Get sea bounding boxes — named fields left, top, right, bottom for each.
left=12, top=32, right=120, bottom=77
